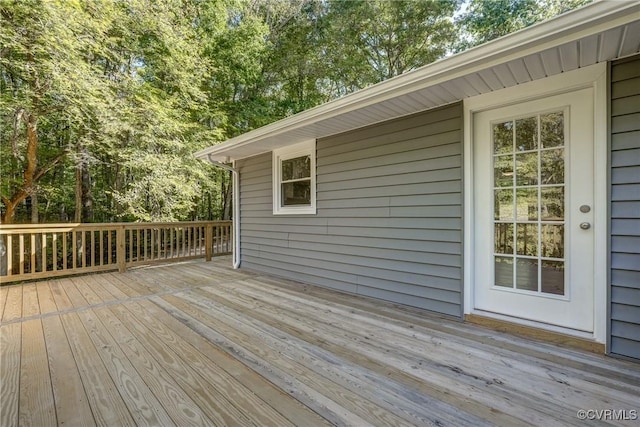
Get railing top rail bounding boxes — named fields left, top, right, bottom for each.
left=0, top=220, right=232, bottom=233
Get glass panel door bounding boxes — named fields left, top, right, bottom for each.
left=473, top=86, right=595, bottom=333
left=492, top=111, right=566, bottom=296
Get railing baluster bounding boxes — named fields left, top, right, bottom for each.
left=173, top=228, right=177, bottom=258
left=81, top=231, right=86, bottom=268
left=107, top=229, right=111, bottom=265
left=182, top=228, right=186, bottom=257
left=7, top=235, right=13, bottom=276
left=53, top=233, right=58, bottom=271
left=169, top=228, right=174, bottom=258
left=91, top=230, right=96, bottom=268
left=117, top=226, right=126, bottom=272
left=99, top=230, right=103, bottom=266
left=151, top=228, right=155, bottom=260
left=195, top=227, right=200, bottom=256
left=63, top=232, right=68, bottom=270
left=205, top=224, right=212, bottom=261
left=71, top=231, right=77, bottom=269
left=30, top=233, right=36, bottom=273
left=186, top=227, right=189, bottom=257
left=136, top=229, right=141, bottom=262
left=161, top=228, right=166, bottom=259
left=19, top=234, right=25, bottom=275
left=42, top=233, right=47, bottom=273
left=128, top=229, right=133, bottom=264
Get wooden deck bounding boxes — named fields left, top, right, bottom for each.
left=1, top=259, right=638, bottom=426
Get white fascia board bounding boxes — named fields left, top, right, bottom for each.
left=195, top=0, right=640, bottom=162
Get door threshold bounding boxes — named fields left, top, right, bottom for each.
left=466, top=312, right=605, bottom=354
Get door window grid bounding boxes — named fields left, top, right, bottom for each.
left=492, top=111, right=566, bottom=296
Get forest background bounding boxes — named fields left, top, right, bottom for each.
left=0, top=0, right=589, bottom=224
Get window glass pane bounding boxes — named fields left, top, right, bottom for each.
left=493, top=121, right=513, bottom=154
left=541, top=187, right=564, bottom=221
left=516, top=258, right=538, bottom=291
left=282, top=155, right=310, bottom=181
left=494, top=223, right=514, bottom=254
left=494, top=189, right=513, bottom=221
left=515, top=152, right=538, bottom=186
left=516, top=188, right=538, bottom=221
left=541, top=149, right=564, bottom=185
left=491, top=112, right=567, bottom=297
left=541, top=112, right=564, bottom=148
left=541, top=260, right=564, bottom=295
left=516, top=117, right=537, bottom=151
left=494, top=155, right=514, bottom=187
left=282, top=181, right=311, bottom=206
left=516, top=224, right=538, bottom=256
left=494, top=256, right=513, bottom=288
left=541, top=224, right=564, bottom=258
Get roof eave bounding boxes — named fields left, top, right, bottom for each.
left=195, top=0, right=640, bottom=162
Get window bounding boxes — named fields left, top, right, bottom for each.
left=492, top=111, right=566, bottom=295
left=273, top=140, right=316, bottom=215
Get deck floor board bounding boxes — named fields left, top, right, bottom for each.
left=0, top=285, right=8, bottom=320
left=41, top=314, right=95, bottom=426
left=19, top=319, right=55, bottom=426
left=35, top=281, right=58, bottom=315
left=1, top=258, right=639, bottom=427
left=0, top=322, right=21, bottom=427
left=3, top=285, right=22, bottom=322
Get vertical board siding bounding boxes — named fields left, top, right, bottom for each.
left=610, top=55, right=640, bottom=360
left=237, top=103, right=463, bottom=317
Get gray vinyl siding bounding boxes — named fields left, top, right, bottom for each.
left=237, top=103, right=463, bottom=317
left=609, top=55, right=640, bottom=360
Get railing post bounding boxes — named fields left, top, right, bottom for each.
left=117, top=225, right=126, bottom=273
left=205, top=223, right=213, bottom=262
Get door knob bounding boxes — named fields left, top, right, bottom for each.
left=580, top=222, right=591, bottom=230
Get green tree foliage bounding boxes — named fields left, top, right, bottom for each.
left=0, top=0, right=113, bottom=223
left=1, top=0, right=590, bottom=224
left=323, top=0, right=461, bottom=93
left=1, top=0, right=223, bottom=223
left=456, top=0, right=593, bottom=50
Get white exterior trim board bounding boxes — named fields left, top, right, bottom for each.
left=463, top=63, right=608, bottom=343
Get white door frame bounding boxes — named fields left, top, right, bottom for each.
left=463, top=63, right=608, bottom=343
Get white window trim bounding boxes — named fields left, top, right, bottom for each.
left=273, top=140, right=316, bottom=215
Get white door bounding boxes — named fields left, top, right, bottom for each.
left=473, top=88, right=595, bottom=333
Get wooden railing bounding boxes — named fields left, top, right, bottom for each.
left=0, top=221, right=232, bottom=283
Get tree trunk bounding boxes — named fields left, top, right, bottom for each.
left=1, top=111, right=64, bottom=224
left=1, top=112, right=38, bottom=224
left=31, top=192, right=38, bottom=223
left=81, top=152, right=93, bottom=222
left=74, top=161, right=82, bottom=223
left=223, top=171, right=232, bottom=220
left=1, top=201, right=17, bottom=224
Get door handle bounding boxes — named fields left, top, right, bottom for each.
left=580, top=222, right=591, bottom=230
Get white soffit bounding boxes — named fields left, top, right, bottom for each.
left=196, top=1, right=640, bottom=162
